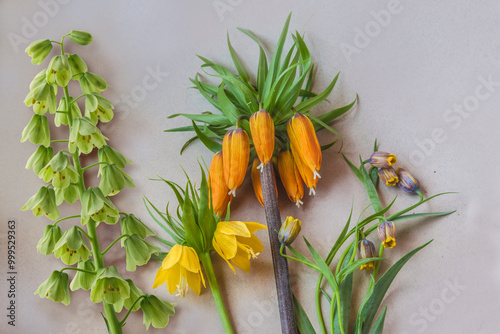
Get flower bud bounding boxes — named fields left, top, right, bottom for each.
left=46, top=55, right=72, bottom=87
left=377, top=167, right=399, bottom=186
left=26, top=145, right=54, bottom=176
left=209, top=151, right=232, bottom=215
left=22, top=186, right=60, bottom=220
left=278, top=150, right=304, bottom=207
left=123, top=234, right=161, bottom=272
left=357, top=239, right=376, bottom=271
left=53, top=226, right=92, bottom=265
left=378, top=221, right=396, bottom=249
left=68, top=117, right=108, bottom=154
left=21, top=114, right=51, bottom=147
left=69, top=30, right=93, bottom=46
left=278, top=216, right=302, bottom=245
left=250, top=109, right=275, bottom=168
left=369, top=151, right=397, bottom=168
left=396, top=167, right=420, bottom=193
left=37, top=224, right=63, bottom=255
left=287, top=113, right=322, bottom=179
left=222, top=128, right=250, bottom=196
left=69, top=259, right=96, bottom=291
left=90, top=266, right=130, bottom=305
left=39, top=152, right=79, bottom=189
left=79, top=72, right=107, bottom=94
left=292, top=145, right=318, bottom=195
left=251, top=158, right=277, bottom=206
left=98, top=164, right=135, bottom=196
left=80, top=187, right=120, bottom=225
left=35, top=271, right=70, bottom=306
left=120, top=214, right=155, bottom=242
left=25, top=39, right=53, bottom=64
left=67, top=54, right=87, bottom=79
left=140, top=295, right=176, bottom=330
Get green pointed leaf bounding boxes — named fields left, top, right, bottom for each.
left=392, top=210, right=456, bottom=223
left=369, top=306, right=387, bottom=334
left=293, top=294, right=316, bottom=334
left=294, top=72, right=339, bottom=113
left=227, top=33, right=250, bottom=84
left=192, top=121, right=222, bottom=153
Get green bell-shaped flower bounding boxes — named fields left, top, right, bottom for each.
left=99, top=164, right=135, bottom=197
left=123, top=234, right=160, bottom=272
left=21, top=186, right=59, bottom=220
left=69, top=30, right=93, bottom=46
left=70, top=259, right=96, bottom=291
left=54, top=96, right=82, bottom=127
left=120, top=214, right=155, bottom=243
left=90, top=266, right=130, bottom=305
left=53, top=226, right=91, bottom=265
left=140, top=295, right=176, bottom=330
left=24, top=80, right=58, bottom=114
left=55, top=183, right=80, bottom=205
left=113, top=279, right=144, bottom=313
left=39, top=152, right=79, bottom=189
left=79, top=72, right=107, bottom=94
left=67, top=54, right=87, bottom=79
left=80, top=187, right=119, bottom=225
left=37, top=224, right=63, bottom=255
left=25, top=39, right=53, bottom=64
left=98, top=145, right=132, bottom=173
left=85, top=93, right=114, bottom=124
left=35, top=271, right=70, bottom=305
left=46, top=55, right=72, bottom=87
left=25, top=145, right=54, bottom=176
left=68, top=117, right=108, bottom=154
left=21, top=114, right=50, bottom=147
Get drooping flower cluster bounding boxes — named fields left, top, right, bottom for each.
left=369, top=151, right=420, bottom=193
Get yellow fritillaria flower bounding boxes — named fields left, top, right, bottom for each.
left=152, top=244, right=205, bottom=297
left=213, top=221, right=267, bottom=273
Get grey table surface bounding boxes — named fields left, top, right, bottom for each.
left=1, top=1, right=499, bottom=333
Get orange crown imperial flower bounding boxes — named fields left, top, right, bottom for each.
left=152, top=244, right=206, bottom=297
left=249, top=109, right=275, bottom=169
left=292, top=145, right=319, bottom=195
left=277, top=150, right=304, bottom=207
left=222, top=128, right=250, bottom=197
left=209, top=151, right=232, bottom=216
left=251, top=158, right=277, bottom=206
left=287, top=113, right=322, bottom=180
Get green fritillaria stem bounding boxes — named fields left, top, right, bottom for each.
left=62, top=51, right=122, bottom=334
left=200, top=252, right=234, bottom=334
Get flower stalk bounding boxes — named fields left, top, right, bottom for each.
left=260, top=163, right=297, bottom=334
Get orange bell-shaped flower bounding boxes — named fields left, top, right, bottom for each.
left=287, top=113, right=322, bottom=179
left=222, top=128, right=250, bottom=196
left=291, top=145, right=318, bottom=195
left=209, top=151, right=232, bottom=216
left=250, top=109, right=275, bottom=169
left=277, top=150, right=304, bottom=207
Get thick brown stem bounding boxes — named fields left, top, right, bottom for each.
left=260, top=163, right=298, bottom=334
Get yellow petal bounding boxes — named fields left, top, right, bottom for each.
left=213, top=238, right=236, bottom=274
left=214, top=232, right=238, bottom=259
left=237, top=234, right=265, bottom=254
left=185, top=269, right=202, bottom=295
left=152, top=267, right=168, bottom=289
left=218, top=221, right=251, bottom=237
left=241, top=221, right=268, bottom=234
left=166, top=263, right=180, bottom=295
left=179, top=246, right=201, bottom=273
left=231, top=247, right=251, bottom=273
left=162, top=244, right=182, bottom=269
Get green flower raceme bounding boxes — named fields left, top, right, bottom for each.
left=35, top=271, right=70, bottom=305
left=22, top=186, right=60, bottom=220
left=90, top=266, right=130, bottom=305
left=80, top=187, right=119, bottom=225
left=53, top=226, right=91, bottom=265
left=39, top=152, right=79, bottom=189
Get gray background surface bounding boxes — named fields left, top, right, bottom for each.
left=1, top=0, right=499, bottom=333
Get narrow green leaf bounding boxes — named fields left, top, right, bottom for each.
left=392, top=210, right=456, bottom=222
left=168, top=113, right=230, bottom=126
left=217, top=85, right=240, bottom=124
left=342, top=154, right=362, bottom=181
left=192, top=121, right=222, bottom=153
left=227, top=33, right=250, bottom=84
left=359, top=156, right=382, bottom=212
left=369, top=306, right=387, bottom=334
left=315, top=96, right=358, bottom=130
left=293, top=294, right=317, bottom=334
left=237, top=28, right=268, bottom=100
left=304, top=238, right=338, bottom=291
left=333, top=244, right=354, bottom=334
left=294, top=72, right=340, bottom=113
